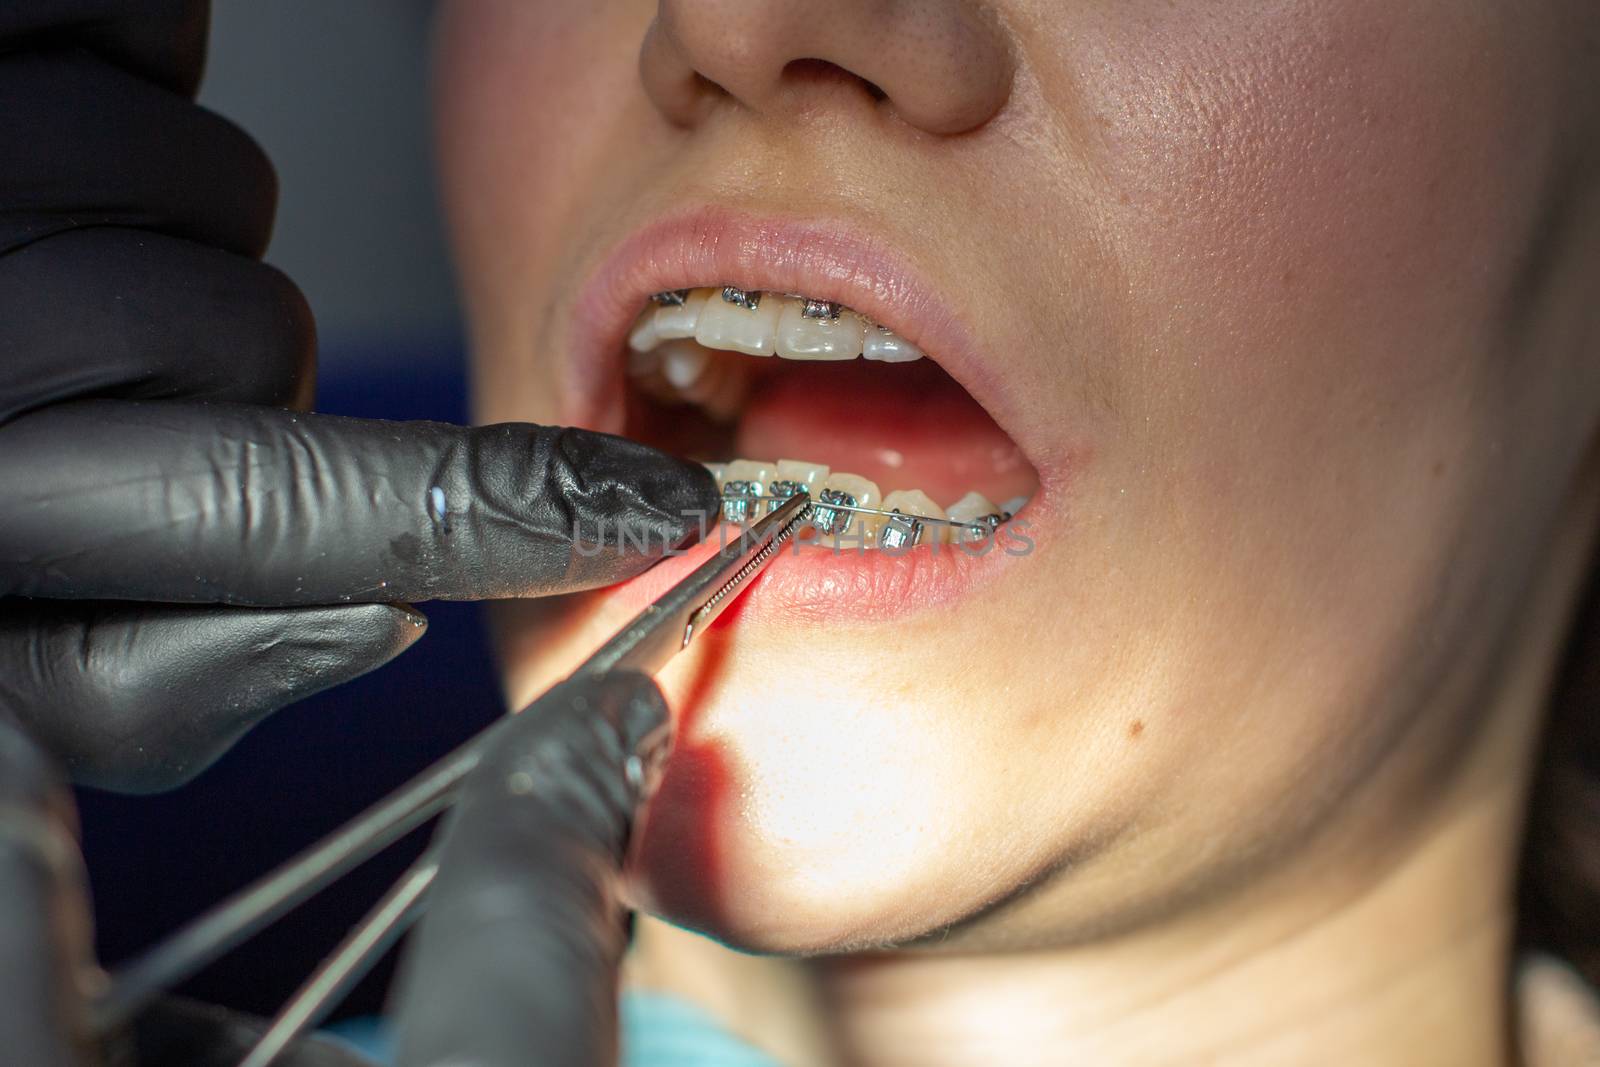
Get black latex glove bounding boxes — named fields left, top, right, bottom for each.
left=0, top=0, right=719, bottom=792
left=0, top=714, right=387, bottom=1066
left=392, top=671, right=672, bottom=1067
left=0, top=3, right=715, bottom=1064
left=0, top=673, right=672, bottom=1067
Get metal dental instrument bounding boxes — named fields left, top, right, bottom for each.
left=90, top=491, right=815, bottom=1046
left=237, top=854, right=437, bottom=1067
left=236, top=494, right=824, bottom=1066
left=235, top=478, right=969, bottom=1056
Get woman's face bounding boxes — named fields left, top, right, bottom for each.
left=435, top=0, right=1600, bottom=952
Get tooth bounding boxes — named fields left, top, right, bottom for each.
left=878, top=489, right=946, bottom=550
left=640, top=338, right=749, bottom=419
left=814, top=472, right=881, bottom=542
left=697, top=360, right=750, bottom=423
left=1000, top=496, right=1029, bottom=518
left=720, top=459, right=774, bottom=524
left=723, top=459, right=773, bottom=485
left=627, top=342, right=679, bottom=405
left=776, top=457, right=829, bottom=488
left=704, top=462, right=727, bottom=486
left=776, top=297, right=865, bottom=361
left=678, top=348, right=738, bottom=406
left=881, top=489, right=946, bottom=519
left=695, top=288, right=780, bottom=356
left=654, top=287, right=712, bottom=340
left=769, top=458, right=829, bottom=514
left=651, top=289, right=691, bottom=306
left=628, top=307, right=662, bottom=353
left=944, top=491, right=1001, bottom=545
left=862, top=324, right=925, bottom=363
left=659, top=339, right=711, bottom=390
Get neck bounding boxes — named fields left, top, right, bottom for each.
left=626, top=441, right=1600, bottom=1067
left=630, top=782, right=1519, bottom=1066
left=811, top=791, right=1515, bottom=1066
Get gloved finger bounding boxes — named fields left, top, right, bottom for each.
left=0, top=718, right=96, bottom=1067
left=0, top=0, right=208, bottom=96
left=393, top=671, right=672, bottom=1067
left=0, top=400, right=720, bottom=605
left=0, top=601, right=426, bottom=793
left=0, top=228, right=314, bottom=423
left=0, top=48, right=275, bottom=257
left=127, top=998, right=378, bottom=1067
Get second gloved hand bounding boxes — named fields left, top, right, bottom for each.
left=392, top=670, right=673, bottom=1067
left=0, top=670, right=675, bottom=1067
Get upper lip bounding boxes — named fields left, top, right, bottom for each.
left=562, top=203, right=1021, bottom=453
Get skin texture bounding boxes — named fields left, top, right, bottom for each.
left=435, top=1, right=1600, bottom=1062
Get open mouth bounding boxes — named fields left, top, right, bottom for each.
left=622, top=285, right=1041, bottom=552
left=557, top=209, right=1055, bottom=619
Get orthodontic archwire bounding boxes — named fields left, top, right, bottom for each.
left=715, top=487, right=1016, bottom=546
left=652, top=288, right=850, bottom=322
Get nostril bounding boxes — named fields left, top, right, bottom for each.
left=641, top=2, right=1013, bottom=135
left=781, top=58, right=887, bottom=104
left=693, top=71, right=726, bottom=100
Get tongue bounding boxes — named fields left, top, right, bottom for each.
left=734, top=359, right=1034, bottom=505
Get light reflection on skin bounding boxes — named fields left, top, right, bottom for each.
left=434, top=1, right=1600, bottom=1063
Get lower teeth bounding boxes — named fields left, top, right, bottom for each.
left=705, top=461, right=1027, bottom=548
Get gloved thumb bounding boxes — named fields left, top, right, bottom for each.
left=392, top=671, right=671, bottom=1067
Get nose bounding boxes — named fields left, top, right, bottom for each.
left=640, top=0, right=1014, bottom=136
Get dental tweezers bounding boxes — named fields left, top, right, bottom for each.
left=88, top=492, right=817, bottom=1063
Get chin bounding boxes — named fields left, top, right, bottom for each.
left=613, top=625, right=1036, bottom=956
left=622, top=778, right=980, bottom=956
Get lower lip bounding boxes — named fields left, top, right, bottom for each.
left=607, top=505, right=1044, bottom=627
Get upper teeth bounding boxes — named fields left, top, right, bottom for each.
left=628, top=286, right=926, bottom=364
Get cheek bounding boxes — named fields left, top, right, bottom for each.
left=435, top=0, right=655, bottom=423
left=1070, top=1, right=1544, bottom=397
left=1035, top=0, right=1560, bottom=629
left=963, top=1, right=1574, bottom=873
